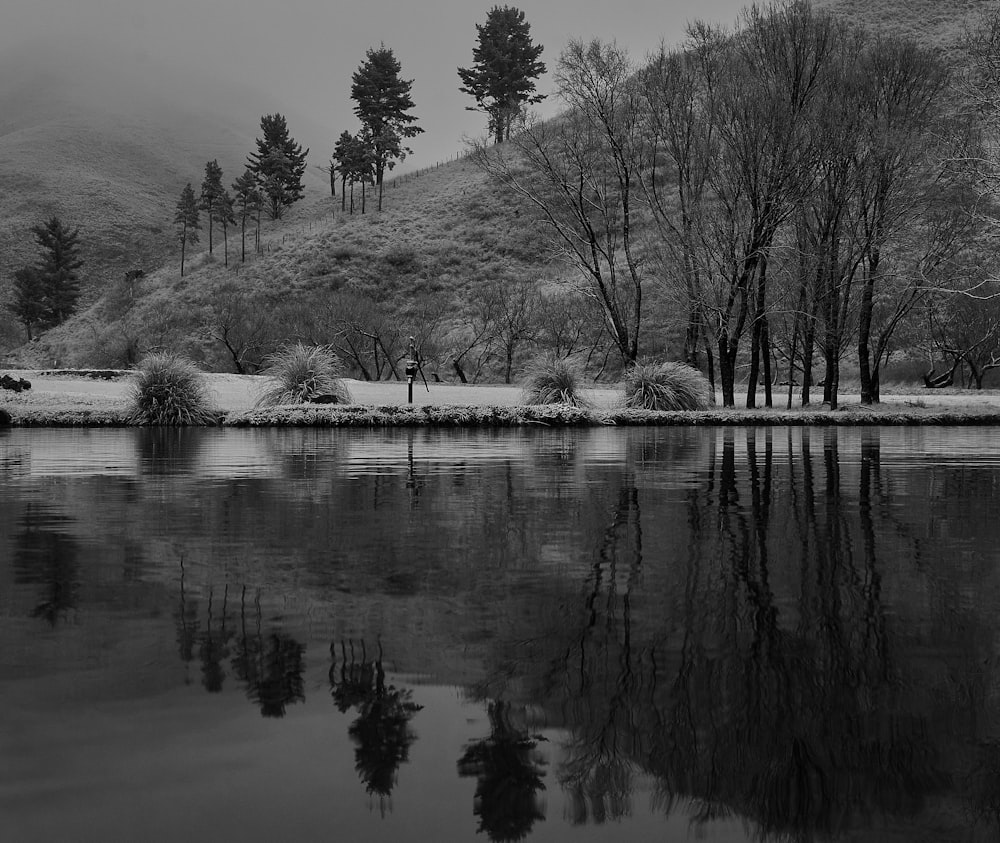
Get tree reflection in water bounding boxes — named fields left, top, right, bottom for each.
left=173, top=572, right=306, bottom=715
left=330, top=640, right=422, bottom=814
left=525, top=427, right=954, bottom=839
left=199, top=585, right=231, bottom=693
left=231, top=586, right=305, bottom=717
left=12, top=505, right=80, bottom=626
left=457, top=699, right=547, bottom=842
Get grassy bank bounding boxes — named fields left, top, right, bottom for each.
left=4, top=371, right=1000, bottom=427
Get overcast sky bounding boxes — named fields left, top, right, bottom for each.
left=2, top=0, right=751, bottom=169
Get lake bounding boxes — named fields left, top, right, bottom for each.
left=2, top=425, right=1000, bottom=842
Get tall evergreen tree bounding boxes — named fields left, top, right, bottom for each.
left=247, top=114, right=308, bottom=217
left=332, top=132, right=376, bottom=215
left=10, top=266, right=47, bottom=340
left=351, top=45, right=423, bottom=210
left=333, top=130, right=355, bottom=212
left=213, top=189, right=237, bottom=267
left=232, top=168, right=262, bottom=263
left=200, top=160, right=224, bottom=255
left=458, top=6, right=546, bottom=145
left=260, top=154, right=291, bottom=220
left=31, top=216, right=83, bottom=325
left=174, top=183, right=201, bottom=277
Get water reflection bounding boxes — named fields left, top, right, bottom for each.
left=4, top=427, right=1000, bottom=841
left=522, top=427, right=964, bottom=839
left=172, top=558, right=306, bottom=716
left=458, top=700, right=548, bottom=841
left=12, top=504, right=80, bottom=625
left=330, top=640, right=422, bottom=811
left=136, top=427, right=204, bottom=475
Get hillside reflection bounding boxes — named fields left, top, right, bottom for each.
left=5, top=427, right=1000, bottom=840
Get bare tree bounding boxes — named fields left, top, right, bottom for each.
left=929, top=282, right=1000, bottom=388
left=639, top=24, right=724, bottom=383
left=473, top=39, right=646, bottom=365
left=854, top=36, right=951, bottom=404
left=207, top=284, right=278, bottom=374
left=482, top=278, right=542, bottom=383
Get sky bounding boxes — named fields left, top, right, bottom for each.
left=1, top=0, right=752, bottom=171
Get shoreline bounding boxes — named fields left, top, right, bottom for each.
left=3, top=370, right=1000, bottom=427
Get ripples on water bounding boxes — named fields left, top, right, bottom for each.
left=3, top=426, right=1000, bottom=842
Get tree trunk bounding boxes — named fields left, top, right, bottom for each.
left=747, top=256, right=769, bottom=409
left=761, top=312, right=773, bottom=408
left=240, top=215, right=246, bottom=264
left=704, top=329, right=716, bottom=396
left=858, top=253, right=878, bottom=405
left=453, top=359, right=468, bottom=383
left=719, top=336, right=737, bottom=407
left=180, top=229, right=187, bottom=277
left=801, top=309, right=816, bottom=407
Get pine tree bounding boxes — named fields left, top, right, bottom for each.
left=10, top=266, right=47, bottom=340
left=31, top=216, right=83, bottom=325
left=213, top=189, right=237, bottom=267
left=458, top=6, right=546, bottom=144
left=332, top=132, right=376, bottom=215
left=200, top=160, right=224, bottom=255
left=232, top=168, right=262, bottom=263
left=351, top=45, right=423, bottom=210
left=260, top=155, right=291, bottom=220
left=248, top=114, right=308, bottom=217
left=174, top=183, right=201, bottom=277
left=333, top=131, right=355, bottom=212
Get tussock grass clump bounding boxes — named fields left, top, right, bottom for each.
left=623, top=361, right=713, bottom=411
left=255, top=343, right=352, bottom=408
left=127, top=353, right=218, bottom=425
left=521, top=358, right=588, bottom=407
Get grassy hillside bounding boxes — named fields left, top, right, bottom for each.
left=816, top=0, right=999, bottom=54
left=0, top=42, right=326, bottom=350
left=5, top=0, right=996, bottom=378
left=18, top=154, right=573, bottom=378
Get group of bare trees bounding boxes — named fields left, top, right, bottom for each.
left=476, top=0, right=996, bottom=406
left=203, top=279, right=611, bottom=383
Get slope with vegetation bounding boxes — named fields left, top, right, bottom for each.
left=7, top=0, right=1000, bottom=402
left=0, top=42, right=325, bottom=351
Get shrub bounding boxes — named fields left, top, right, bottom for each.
left=521, top=358, right=587, bottom=406
left=623, top=361, right=713, bottom=411
left=127, top=352, right=218, bottom=425
left=255, top=343, right=352, bottom=408
left=382, top=244, right=419, bottom=271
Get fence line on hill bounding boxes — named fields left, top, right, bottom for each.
left=384, top=147, right=476, bottom=188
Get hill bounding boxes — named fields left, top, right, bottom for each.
left=816, top=0, right=999, bottom=54
left=4, top=0, right=998, bottom=380
left=0, top=40, right=328, bottom=349
left=18, top=153, right=573, bottom=380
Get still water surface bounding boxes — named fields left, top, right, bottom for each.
left=2, top=426, right=1000, bottom=842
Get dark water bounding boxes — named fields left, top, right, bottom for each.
left=2, top=426, right=1000, bottom=842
